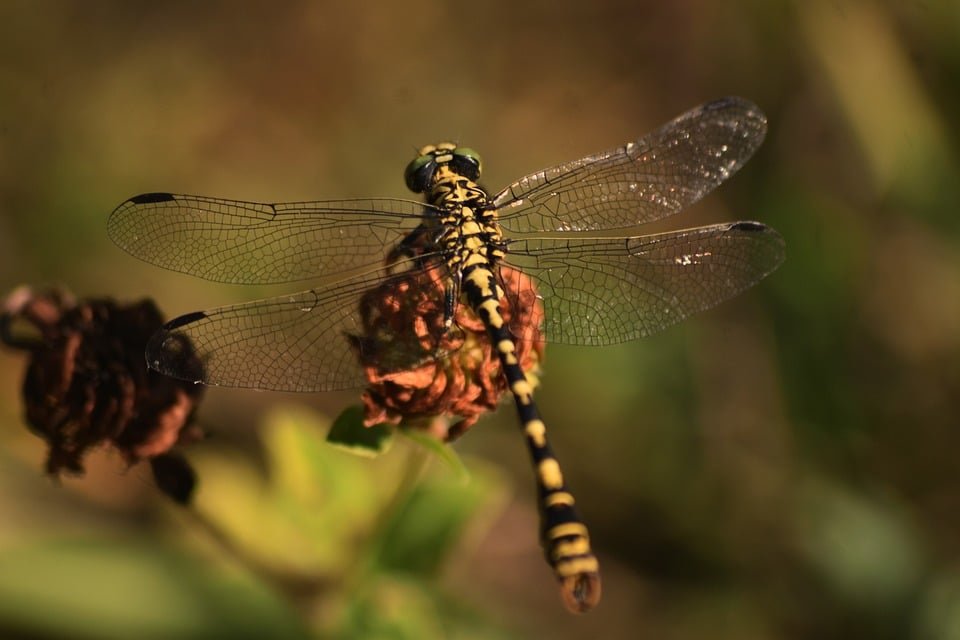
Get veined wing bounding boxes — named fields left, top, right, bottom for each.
left=494, top=97, right=767, bottom=234
left=146, top=255, right=452, bottom=392
left=108, top=193, right=435, bottom=285
left=502, top=222, right=784, bottom=345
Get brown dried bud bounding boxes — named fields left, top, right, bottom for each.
left=349, top=266, right=544, bottom=441
left=1, top=287, right=204, bottom=501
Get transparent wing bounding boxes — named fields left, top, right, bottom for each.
left=108, top=193, right=434, bottom=284
left=502, top=222, right=784, bottom=345
left=494, top=97, right=767, bottom=234
left=146, top=258, right=452, bottom=392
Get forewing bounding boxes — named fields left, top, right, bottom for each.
left=108, top=193, right=432, bottom=284
left=146, top=261, right=450, bottom=392
left=503, top=222, right=784, bottom=345
left=494, top=97, right=767, bottom=234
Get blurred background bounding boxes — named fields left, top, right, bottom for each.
left=1, top=0, right=959, bottom=638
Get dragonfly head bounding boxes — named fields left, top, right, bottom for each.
left=404, top=142, right=483, bottom=193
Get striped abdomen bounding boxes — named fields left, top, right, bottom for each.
left=461, top=259, right=601, bottom=613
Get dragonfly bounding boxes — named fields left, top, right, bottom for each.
left=108, top=96, right=785, bottom=613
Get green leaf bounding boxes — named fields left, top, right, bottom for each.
left=327, top=405, right=394, bottom=457
left=373, top=464, right=496, bottom=576
left=0, top=539, right=310, bottom=640
left=337, top=576, right=446, bottom=640
left=192, top=405, right=384, bottom=575
left=401, top=428, right=470, bottom=483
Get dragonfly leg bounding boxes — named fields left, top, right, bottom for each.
left=385, top=222, right=430, bottom=270
left=443, top=275, right=461, bottom=328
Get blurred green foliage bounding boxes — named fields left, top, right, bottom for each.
left=1, top=0, right=959, bottom=638
left=0, top=406, right=510, bottom=639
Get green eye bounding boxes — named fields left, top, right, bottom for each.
left=454, top=147, right=482, bottom=172
left=404, top=154, right=435, bottom=193
left=450, top=147, right=482, bottom=180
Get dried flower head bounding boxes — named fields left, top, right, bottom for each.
left=349, top=266, right=544, bottom=441
left=1, top=287, right=204, bottom=502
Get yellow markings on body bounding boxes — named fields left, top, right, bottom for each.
left=417, top=143, right=604, bottom=614
left=555, top=555, right=600, bottom=577
left=497, top=339, right=518, bottom=364
left=479, top=299, right=503, bottom=328
left=463, top=264, right=487, bottom=281
left=460, top=229, right=487, bottom=251
left=524, top=418, right=546, bottom=446
left=462, top=248, right=487, bottom=265
left=544, top=491, right=575, bottom=508
left=465, top=267, right=494, bottom=296
left=547, top=522, right=590, bottom=541
left=511, top=378, right=534, bottom=404
left=551, top=537, right=591, bottom=561
left=537, top=458, right=564, bottom=490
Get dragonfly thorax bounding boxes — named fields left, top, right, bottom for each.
left=422, top=162, right=504, bottom=273
left=404, top=144, right=502, bottom=271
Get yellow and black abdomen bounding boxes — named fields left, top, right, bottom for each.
left=460, top=256, right=601, bottom=613
left=428, top=173, right=602, bottom=612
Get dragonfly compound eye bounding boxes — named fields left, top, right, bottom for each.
left=450, top=147, right=482, bottom=181
left=404, top=153, right=437, bottom=193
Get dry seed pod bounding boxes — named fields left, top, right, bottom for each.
left=1, top=286, right=204, bottom=503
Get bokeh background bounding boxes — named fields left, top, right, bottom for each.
left=1, top=1, right=959, bottom=638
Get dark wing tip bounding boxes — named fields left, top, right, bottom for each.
left=146, top=314, right=208, bottom=384
left=129, top=192, right=176, bottom=205
left=163, top=310, right=208, bottom=330
left=730, top=220, right=769, bottom=233
left=108, top=193, right=177, bottom=241
left=728, top=220, right=786, bottom=272
left=727, top=220, right=785, bottom=248
left=704, top=96, right=754, bottom=111
left=703, top=96, right=763, bottom=117
left=702, top=96, right=767, bottom=133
